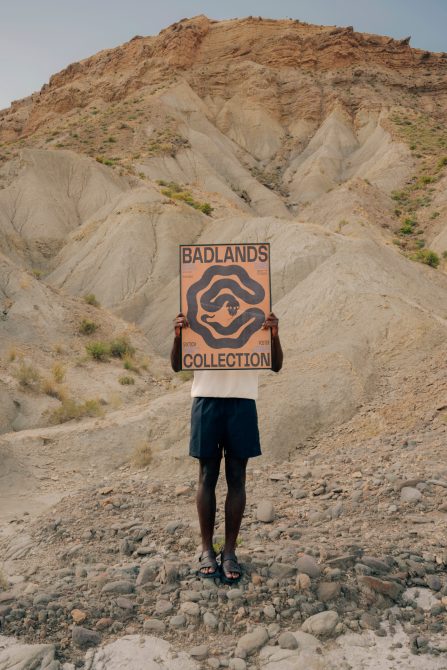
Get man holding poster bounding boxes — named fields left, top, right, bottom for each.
left=171, top=243, right=283, bottom=584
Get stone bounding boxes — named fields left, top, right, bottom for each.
left=101, top=580, right=134, bottom=595
left=296, top=573, right=311, bottom=590
left=86, top=634, right=197, bottom=669
left=180, top=601, right=200, bottom=617
left=403, top=587, right=439, bottom=611
left=235, top=626, right=269, bottom=658
left=227, top=588, right=244, bottom=601
left=229, top=660, right=246, bottom=670
left=360, top=556, right=391, bottom=573
left=71, top=608, right=87, bottom=624
left=360, top=612, right=380, bottom=629
left=180, top=590, right=201, bottom=602
left=203, top=611, right=218, bottom=629
left=426, top=575, right=442, bottom=591
left=268, top=562, right=296, bottom=579
left=256, top=501, right=275, bottom=523
left=264, top=604, right=276, bottom=619
left=401, top=487, right=422, bottom=503
left=292, top=631, right=322, bottom=651
left=95, top=617, right=113, bottom=630
left=143, top=618, right=166, bottom=633
left=136, top=561, right=159, bottom=586
left=292, top=489, right=307, bottom=499
left=296, top=555, right=321, bottom=578
left=278, top=631, right=299, bottom=649
left=301, top=610, right=339, bottom=637
left=360, top=576, right=403, bottom=601
left=175, top=485, right=190, bottom=496
left=317, top=582, right=340, bottom=602
left=155, top=599, right=174, bottom=615
left=0, top=643, right=56, bottom=669
left=170, top=614, right=186, bottom=628
left=189, top=644, right=209, bottom=660
left=116, top=596, right=134, bottom=609
left=72, top=625, right=101, bottom=649
left=157, top=561, right=179, bottom=584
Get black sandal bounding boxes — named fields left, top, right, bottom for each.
left=220, top=552, right=242, bottom=584
left=197, top=549, right=219, bottom=579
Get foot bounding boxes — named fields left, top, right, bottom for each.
left=198, top=549, right=219, bottom=578
left=220, top=552, right=242, bottom=583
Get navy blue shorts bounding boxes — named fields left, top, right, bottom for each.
left=189, top=397, right=261, bottom=460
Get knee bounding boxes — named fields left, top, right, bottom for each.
left=199, top=460, right=220, bottom=489
left=226, top=463, right=246, bottom=492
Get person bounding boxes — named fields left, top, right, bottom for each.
left=170, top=311, right=283, bottom=583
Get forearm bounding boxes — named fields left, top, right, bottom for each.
left=271, top=334, right=283, bottom=372
left=170, top=336, right=182, bottom=372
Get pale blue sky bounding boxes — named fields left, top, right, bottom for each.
left=1, top=0, right=446, bottom=111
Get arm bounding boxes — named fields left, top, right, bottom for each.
left=170, top=313, right=189, bottom=372
left=263, top=312, right=283, bottom=373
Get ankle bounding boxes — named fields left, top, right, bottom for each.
left=223, top=544, right=236, bottom=556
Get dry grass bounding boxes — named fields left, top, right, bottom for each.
left=13, top=361, right=41, bottom=391
left=52, top=362, right=65, bottom=383
left=53, top=342, right=65, bottom=355
left=0, top=567, right=8, bottom=591
left=131, top=441, right=153, bottom=468
left=139, top=356, right=151, bottom=371
left=49, top=398, right=104, bottom=424
left=123, top=355, right=139, bottom=372
left=107, top=392, right=122, bottom=410
left=41, top=378, right=67, bottom=401
left=7, top=347, right=18, bottom=362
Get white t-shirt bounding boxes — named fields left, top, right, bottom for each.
left=191, top=370, right=259, bottom=400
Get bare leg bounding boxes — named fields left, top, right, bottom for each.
left=224, top=456, right=248, bottom=578
left=196, top=457, right=221, bottom=573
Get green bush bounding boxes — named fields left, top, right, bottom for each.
left=86, top=341, right=110, bottom=361
left=399, top=219, right=416, bottom=235
left=79, top=319, right=98, bottom=335
left=84, top=293, right=100, bottom=307
left=119, top=375, right=135, bottom=385
left=109, top=336, right=135, bottom=358
left=199, top=202, right=213, bottom=216
left=410, top=249, right=440, bottom=268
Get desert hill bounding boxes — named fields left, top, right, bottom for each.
left=0, top=14, right=446, bottom=669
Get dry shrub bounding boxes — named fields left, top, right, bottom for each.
left=131, top=441, right=153, bottom=468
left=139, top=356, right=151, bottom=371
left=42, top=379, right=67, bottom=401
left=13, top=362, right=41, bottom=391
left=49, top=398, right=104, bottom=424
left=53, top=342, right=65, bottom=355
left=108, top=392, right=122, bottom=410
left=0, top=567, right=8, bottom=591
left=7, top=347, right=18, bottom=362
left=123, top=355, right=138, bottom=372
left=52, top=362, right=65, bottom=383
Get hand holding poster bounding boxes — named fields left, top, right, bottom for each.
left=180, top=243, right=271, bottom=370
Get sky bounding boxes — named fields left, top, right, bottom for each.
left=1, top=0, right=446, bottom=110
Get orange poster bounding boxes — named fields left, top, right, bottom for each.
left=179, top=243, right=271, bottom=370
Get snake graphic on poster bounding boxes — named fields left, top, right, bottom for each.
left=186, top=265, right=266, bottom=349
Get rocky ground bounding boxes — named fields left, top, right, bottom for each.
left=1, top=345, right=446, bottom=669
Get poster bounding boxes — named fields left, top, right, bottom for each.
left=179, top=243, right=271, bottom=370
